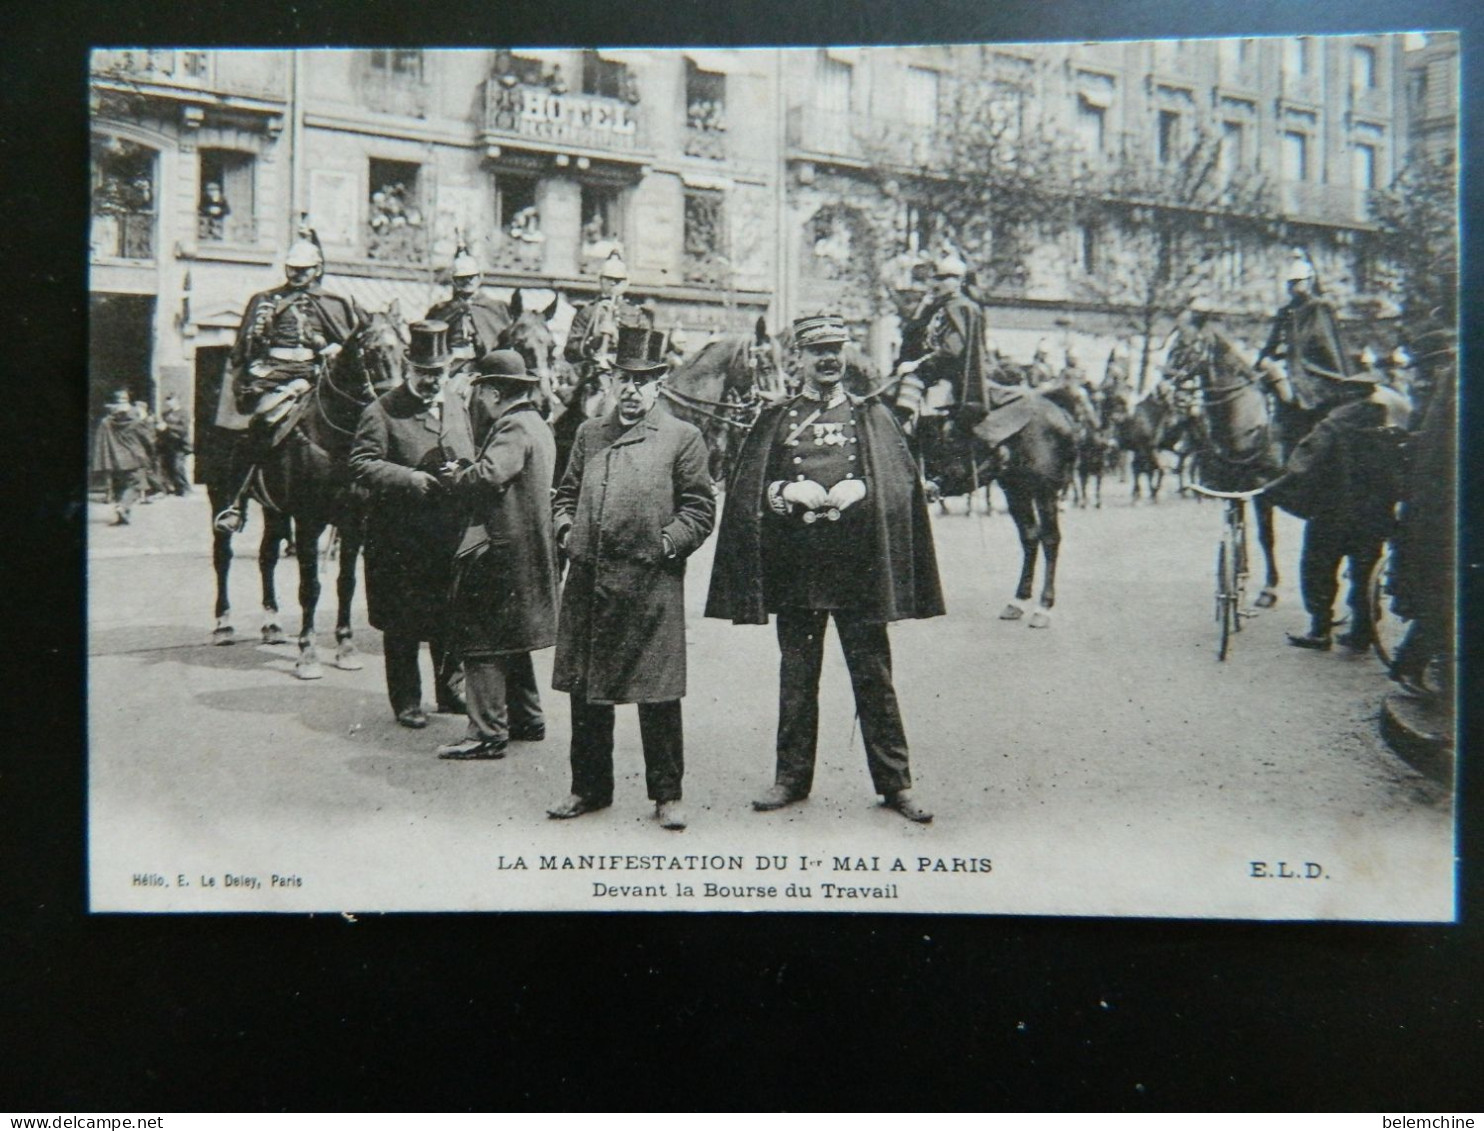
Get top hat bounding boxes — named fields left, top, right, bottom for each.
left=406, top=320, right=452, bottom=369
left=613, top=324, right=669, bottom=374
left=791, top=314, right=850, bottom=348
left=470, top=348, right=541, bottom=383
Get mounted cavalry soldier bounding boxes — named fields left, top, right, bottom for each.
left=708, top=313, right=945, bottom=824
left=426, top=241, right=507, bottom=368
left=563, top=249, right=649, bottom=379
left=1255, top=249, right=1352, bottom=449
left=214, top=224, right=362, bottom=532
left=893, top=251, right=988, bottom=426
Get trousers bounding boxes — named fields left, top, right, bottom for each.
left=462, top=651, right=543, bottom=743
left=1300, top=515, right=1384, bottom=637
left=569, top=696, right=683, bottom=804
left=774, top=607, right=911, bottom=797
left=382, top=632, right=461, bottom=715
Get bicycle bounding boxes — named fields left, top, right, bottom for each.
left=1188, top=482, right=1272, bottom=661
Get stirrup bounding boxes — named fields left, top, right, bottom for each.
left=213, top=505, right=247, bottom=535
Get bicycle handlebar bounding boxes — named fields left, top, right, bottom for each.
left=1188, top=480, right=1280, bottom=501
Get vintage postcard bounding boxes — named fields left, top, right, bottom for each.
left=87, top=37, right=1458, bottom=917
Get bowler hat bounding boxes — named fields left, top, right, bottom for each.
left=471, top=348, right=540, bottom=383
left=613, top=324, right=669, bottom=373
left=406, top=320, right=452, bottom=369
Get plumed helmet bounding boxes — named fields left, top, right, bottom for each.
left=1283, top=248, right=1316, bottom=284
left=451, top=240, right=481, bottom=278
left=285, top=239, right=323, bottom=268
left=599, top=250, right=629, bottom=281
left=932, top=251, right=969, bottom=278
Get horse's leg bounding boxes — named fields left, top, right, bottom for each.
left=1029, top=486, right=1061, bottom=629
left=999, top=482, right=1039, bottom=621
left=1253, top=494, right=1280, bottom=608
left=294, top=517, right=325, bottom=680
left=209, top=482, right=236, bottom=644
left=1150, top=455, right=1163, bottom=504
left=333, top=519, right=365, bottom=670
left=259, top=510, right=288, bottom=644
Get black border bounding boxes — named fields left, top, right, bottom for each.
left=5, top=0, right=1480, bottom=1111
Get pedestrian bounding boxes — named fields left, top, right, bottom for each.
left=547, top=325, right=716, bottom=830
left=706, top=313, right=945, bottom=823
left=132, top=401, right=168, bottom=501
left=156, top=393, right=192, bottom=495
left=349, top=320, right=466, bottom=729
left=434, top=349, right=558, bottom=761
left=1268, top=366, right=1412, bottom=651
left=91, top=389, right=154, bottom=525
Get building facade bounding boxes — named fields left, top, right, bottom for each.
left=89, top=36, right=1433, bottom=472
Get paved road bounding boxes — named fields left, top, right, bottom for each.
left=87, top=485, right=1453, bottom=918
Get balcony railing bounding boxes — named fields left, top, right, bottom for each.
left=490, top=236, right=547, bottom=275
left=197, top=215, right=259, bottom=244
left=684, top=121, right=728, bottom=160
left=92, top=48, right=287, bottom=102
left=482, top=81, right=645, bottom=155
left=787, top=105, right=949, bottom=168
left=1281, top=181, right=1361, bottom=223
left=91, top=210, right=154, bottom=259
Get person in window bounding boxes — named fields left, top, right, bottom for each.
left=199, top=181, right=231, bottom=240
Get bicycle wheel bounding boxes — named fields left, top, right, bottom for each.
left=1216, top=532, right=1237, bottom=661
left=1369, top=544, right=1409, bottom=668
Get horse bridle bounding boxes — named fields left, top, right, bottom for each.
left=314, top=319, right=396, bottom=435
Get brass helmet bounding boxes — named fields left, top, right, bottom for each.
left=451, top=238, right=481, bottom=279
left=286, top=216, right=323, bottom=269
left=599, top=250, right=629, bottom=282
left=1283, top=248, right=1316, bottom=285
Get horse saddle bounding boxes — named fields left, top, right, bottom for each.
left=972, top=384, right=1039, bottom=448
left=251, top=383, right=311, bottom=451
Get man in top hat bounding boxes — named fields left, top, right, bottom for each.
left=226, top=224, right=362, bottom=426
left=893, top=251, right=987, bottom=425
left=434, top=349, right=558, bottom=761
left=349, top=321, right=467, bottom=729
left=1267, top=359, right=1412, bottom=652
left=707, top=314, right=945, bottom=823
left=1255, top=249, right=1352, bottom=448
left=92, top=389, right=156, bottom=525
left=563, top=250, right=648, bottom=377
left=426, top=242, right=508, bottom=368
left=547, top=324, right=716, bottom=830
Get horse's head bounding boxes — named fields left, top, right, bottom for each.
left=745, top=316, right=785, bottom=399
left=347, top=301, right=408, bottom=398
left=498, top=288, right=559, bottom=384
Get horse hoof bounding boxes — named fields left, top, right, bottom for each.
left=334, top=645, right=364, bottom=671
left=212, top=625, right=235, bottom=646
left=1254, top=590, right=1279, bottom=609
left=999, top=604, right=1025, bottom=621
left=1028, top=610, right=1052, bottom=629
left=295, top=660, right=325, bottom=681
left=262, top=624, right=288, bottom=645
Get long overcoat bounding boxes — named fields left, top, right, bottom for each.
left=552, top=408, right=716, bottom=704
left=706, top=396, right=945, bottom=626
left=348, top=384, right=462, bottom=639
left=445, top=401, right=559, bottom=657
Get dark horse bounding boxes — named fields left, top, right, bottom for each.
left=206, top=304, right=405, bottom=679
left=1174, top=324, right=1285, bottom=608
left=1116, top=381, right=1200, bottom=503
left=658, top=318, right=784, bottom=485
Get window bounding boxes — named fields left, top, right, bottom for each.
left=903, top=66, right=940, bottom=130
left=367, top=158, right=425, bottom=262
left=579, top=183, right=624, bottom=273
left=1283, top=131, right=1309, bottom=182
left=582, top=51, right=636, bottom=102
left=1353, top=45, right=1378, bottom=90
left=1285, top=37, right=1313, bottom=77
left=492, top=174, right=543, bottom=272
left=90, top=134, right=156, bottom=259
left=1074, top=73, right=1113, bottom=156
left=684, top=60, right=727, bottom=159
left=1078, top=222, right=1100, bottom=275
left=1219, top=119, right=1247, bottom=177
left=1219, top=240, right=1245, bottom=290
left=683, top=188, right=727, bottom=285
left=1353, top=142, right=1377, bottom=192
left=369, top=49, right=424, bottom=81
left=1157, top=109, right=1182, bottom=164
left=197, top=149, right=255, bottom=243
left=816, top=54, right=853, bottom=117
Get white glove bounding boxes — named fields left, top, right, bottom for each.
left=896, top=358, right=921, bottom=376
left=781, top=479, right=829, bottom=510
left=319, top=342, right=344, bottom=360
left=825, top=478, right=867, bottom=511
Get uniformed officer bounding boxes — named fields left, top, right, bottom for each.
left=893, top=251, right=987, bottom=424
left=707, top=314, right=945, bottom=823
left=426, top=242, right=508, bottom=368
left=1255, top=249, right=1352, bottom=447
left=563, top=250, right=648, bottom=378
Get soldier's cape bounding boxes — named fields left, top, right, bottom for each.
left=1259, top=295, right=1351, bottom=411
left=215, top=284, right=362, bottom=431
left=705, top=396, right=945, bottom=625
left=915, top=294, right=987, bottom=415
left=426, top=293, right=509, bottom=358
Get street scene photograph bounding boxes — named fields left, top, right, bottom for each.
left=87, top=37, right=1458, bottom=917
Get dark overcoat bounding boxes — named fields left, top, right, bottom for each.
left=1258, top=294, right=1352, bottom=412
left=348, top=385, right=462, bottom=638
left=426, top=293, right=509, bottom=358
left=552, top=408, right=716, bottom=704
left=916, top=293, right=987, bottom=414
left=91, top=411, right=154, bottom=474
left=706, top=397, right=945, bottom=626
left=445, top=401, right=559, bottom=657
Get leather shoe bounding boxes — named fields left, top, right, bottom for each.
left=656, top=800, right=687, bottom=830
left=1286, top=631, right=1333, bottom=651
left=396, top=707, right=429, bottom=729
left=434, top=698, right=467, bottom=715
left=509, top=724, right=546, bottom=742
left=1336, top=631, right=1374, bottom=652
left=882, top=790, right=934, bottom=824
left=752, top=783, right=807, bottom=811
left=436, top=738, right=507, bottom=760
left=547, top=794, right=611, bottom=820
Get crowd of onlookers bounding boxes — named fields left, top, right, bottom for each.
left=90, top=391, right=192, bottom=525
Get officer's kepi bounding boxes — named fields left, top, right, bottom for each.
left=792, top=314, right=850, bottom=348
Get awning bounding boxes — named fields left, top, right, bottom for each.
left=825, top=47, right=864, bottom=65
left=1076, top=72, right=1116, bottom=109
left=684, top=49, right=744, bottom=75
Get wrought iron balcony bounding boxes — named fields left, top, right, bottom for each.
left=684, top=120, right=728, bottom=161
left=481, top=80, right=646, bottom=159
left=91, top=49, right=287, bottom=102
left=490, top=236, right=547, bottom=275
left=91, top=210, right=154, bottom=260
left=197, top=215, right=259, bottom=244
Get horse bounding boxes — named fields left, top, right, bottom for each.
left=656, top=318, right=785, bottom=485
left=1115, top=381, right=1198, bottom=503
left=206, top=303, right=406, bottom=679
left=1070, top=405, right=1120, bottom=509
left=1176, top=325, right=1285, bottom=609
